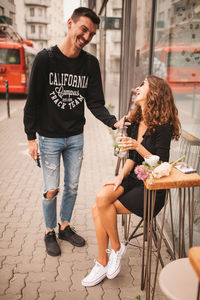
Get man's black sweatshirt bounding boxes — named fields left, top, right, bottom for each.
left=24, top=45, right=117, bottom=140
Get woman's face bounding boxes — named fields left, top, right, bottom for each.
left=135, top=79, right=149, bottom=106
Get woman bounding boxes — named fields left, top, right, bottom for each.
left=81, top=75, right=181, bottom=287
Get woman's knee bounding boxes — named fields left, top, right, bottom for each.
left=96, top=189, right=109, bottom=209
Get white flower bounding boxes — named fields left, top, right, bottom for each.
left=152, top=162, right=172, bottom=179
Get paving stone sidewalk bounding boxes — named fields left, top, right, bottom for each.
left=0, top=103, right=169, bottom=300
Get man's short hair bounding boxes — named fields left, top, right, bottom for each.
left=71, top=7, right=100, bottom=25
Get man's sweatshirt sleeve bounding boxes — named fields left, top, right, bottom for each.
left=85, top=56, right=117, bottom=128
left=23, top=50, right=48, bottom=140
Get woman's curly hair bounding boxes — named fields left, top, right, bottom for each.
left=128, top=75, right=181, bottom=140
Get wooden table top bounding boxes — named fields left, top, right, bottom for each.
left=188, top=247, right=200, bottom=281
left=144, top=167, right=200, bottom=190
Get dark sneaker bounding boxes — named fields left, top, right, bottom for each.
left=58, top=223, right=85, bottom=247
left=44, top=231, right=61, bottom=256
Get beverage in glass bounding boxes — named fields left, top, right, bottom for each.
left=114, top=126, right=128, bottom=158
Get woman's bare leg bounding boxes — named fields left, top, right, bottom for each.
left=81, top=194, right=132, bottom=286
left=92, top=204, right=109, bottom=266
left=96, top=185, right=126, bottom=252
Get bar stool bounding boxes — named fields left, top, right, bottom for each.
left=159, top=258, right=199, bottom=300
left=188, top=247, right=200, bottom=300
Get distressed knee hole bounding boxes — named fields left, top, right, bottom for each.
left=44, top=189, right=59, bottom=200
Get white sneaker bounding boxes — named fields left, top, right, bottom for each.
left=106, top=243, right=126, bottom=279
left=81, top=260, right=108, bottom=287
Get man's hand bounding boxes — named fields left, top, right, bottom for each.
left=113, top=115, right=131, bottom=129
left=28, top=140, right=38, bottom=160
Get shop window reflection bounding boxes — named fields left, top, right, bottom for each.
left=154, top=0, right=200, bottom=249
left=153, top=0, right=200, bottom=137
left=134, top=0, right=152, bottom=86
left=98, top=1, right=122, bottom=117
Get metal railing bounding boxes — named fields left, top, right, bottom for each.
left=0, top=80, right=10, bottom=118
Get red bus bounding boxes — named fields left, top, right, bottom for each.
left=0, top=24, right=37, bottom=95
left=0, top=39, right=37, bottom=95
left=153, top=44, right=200, bottom=94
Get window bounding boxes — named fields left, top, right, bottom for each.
left=9, top=12, right=15, bottom=24
left=0, top=48, right=20, bottom=64
left=166, top=50, right=200, bottom=67
left=154, top=0, right=200, bottom=253
left=39, top=8, right=42, bottom=16
left=31, top=25, right=35, bottom=34
left=0, top=7, right=4, bottom=15
left=39, top=25, right=43, bottom=35
left=30, top=8, right=34, bottom=17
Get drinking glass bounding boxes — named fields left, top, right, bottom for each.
left=114, top=126, right=128, bottom=158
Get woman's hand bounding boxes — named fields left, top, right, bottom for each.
left=118, top=137, right=139, bottom=151
left=104, top=175, right=123, bottom=191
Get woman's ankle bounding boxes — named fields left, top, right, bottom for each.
left=111, top=242, right=121, bottom=253
left=97, top=257, right=108, bottom=267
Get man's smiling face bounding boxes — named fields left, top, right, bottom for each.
left=67, top=16, right=97, bottom=50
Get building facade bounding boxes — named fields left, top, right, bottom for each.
left=88, top=0, right=200, bottom=248
left=17, top=0, right=65, bottom=49
left=0, top=0, right=16, bottom=28
left=0, top=0, right=65, bottom=49
left=23, top=0, right=50, bottom=49
left=46, top=0, right=65, bottom=48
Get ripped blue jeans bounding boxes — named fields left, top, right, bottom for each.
left=38, top=134, right=84, bottom=229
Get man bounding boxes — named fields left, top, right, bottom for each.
left=24, top=7, right=126, bottom=257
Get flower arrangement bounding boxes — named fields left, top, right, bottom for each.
left=134, top=155, right=185, bottom=185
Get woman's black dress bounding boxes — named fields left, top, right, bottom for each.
left=118, top=122, right=173, bottom=217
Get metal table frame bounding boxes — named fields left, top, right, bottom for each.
left=141, top=168, right=200, bottom=300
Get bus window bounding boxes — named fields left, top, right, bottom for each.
left=167, top=51, right=200, bottom=67
left=0, top=48, right=20, bottom=64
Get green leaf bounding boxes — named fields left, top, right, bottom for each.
left=114, top=144, right=120, bottom=149
left=170, top=155, right=185, bottom=165
left=142, top=161, right=151, bottom=167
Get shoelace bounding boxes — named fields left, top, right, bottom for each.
left=106, top=249, right=118, bottom=267
left=46, top=231, right=56, bottom=240
left=92, top=259, right=102, bottom=272
left=59, top=223, right=76, bottom=233
left=64, top=225, right=76, bottom=235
